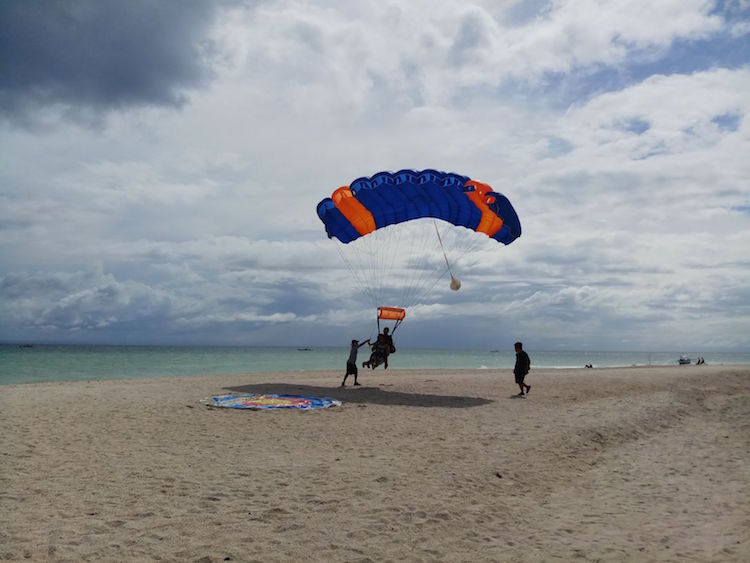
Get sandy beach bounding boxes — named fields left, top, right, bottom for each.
left=1, top=365, right=748, bottom=562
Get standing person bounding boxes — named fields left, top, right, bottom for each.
left=342, top=338, right=370, bottom=387
left=513, top=341, right=531, bottom=396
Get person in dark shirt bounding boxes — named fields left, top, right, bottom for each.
left=342, top=338, right=370, bottom=387
left=513, top=341, right=531, bottom=396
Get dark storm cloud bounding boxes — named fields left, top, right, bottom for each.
left=0, top=0, right=227, bottom=121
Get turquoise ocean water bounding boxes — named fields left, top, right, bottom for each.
left=2, top=344, right=749, bottom=386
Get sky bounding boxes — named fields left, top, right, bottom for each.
left=1, top=0, right=749, bottom=351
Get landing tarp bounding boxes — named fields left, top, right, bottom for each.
left=204, top=393, right=341, bottom=410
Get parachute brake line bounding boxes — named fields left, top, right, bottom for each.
left=433, top=220, right=461, bottom=291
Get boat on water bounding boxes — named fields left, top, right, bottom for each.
left=678, top=356, right=692, bottom=365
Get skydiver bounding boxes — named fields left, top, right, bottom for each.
left=342, top=338, right=370, bottom=387
left=363, top=327, right=396, bottom=370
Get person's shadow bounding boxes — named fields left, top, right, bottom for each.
left=222, top=382, right=493, bottom=409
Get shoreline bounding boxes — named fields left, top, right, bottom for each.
left=2, top=366, right=748, bottom=561
left=3, top=361, right=745, bottom=388
left=5, top=343, right=749, bottom=387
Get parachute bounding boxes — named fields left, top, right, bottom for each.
left=317, top=169, right=521, bottom=326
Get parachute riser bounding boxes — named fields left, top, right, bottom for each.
left=377, top=316, right=403, bottom=335
left=376, top=306, right=406, bottom=335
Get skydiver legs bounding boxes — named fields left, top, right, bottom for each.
left=341, top=363, right=358, bottom=386
left=342, top=362, right=361, bottom=386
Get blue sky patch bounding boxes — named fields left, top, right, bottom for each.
left=619, top=118, right=650, bottom=135
left=712, top=112, right=742, bottom=131
left=545, top=136, right=574, bottom=158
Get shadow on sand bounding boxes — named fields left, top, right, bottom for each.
left=222, top=382, right=493, bottom=409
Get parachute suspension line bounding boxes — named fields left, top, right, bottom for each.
left=434, top=220, right=461, bottom=291
left=381, top=224, right=401, bottom=305
left=410, top=264, right=451, bottom=313
left=336, top=243, right=377, bottom=306
left=336, top=248, right=364, bottom=302
left=407, top=225, right=494, bottom=315
left=399, top=220, right=431, bottom=308
left=335, top=218, right=493, bottom=316
left=400, top=219, right=442, bottom=309
left=377, top=224, right=399, bottom=305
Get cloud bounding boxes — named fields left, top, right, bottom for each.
left=0, top=0, right=227, bottom=125
left=215, top=0, right=728, bottom=118
left=1, top=270, right=170, bottom=331
left=1, top=2, right=749, bottom=350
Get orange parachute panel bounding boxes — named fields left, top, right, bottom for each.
left=377, top=306, right=406, bottom=321
left=332, top=186, right=376, bottom=236
left=464, top=180, right=504, bottom=238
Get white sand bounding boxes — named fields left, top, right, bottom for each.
left=1, top=365, right=748, bottom=562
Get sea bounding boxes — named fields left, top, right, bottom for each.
left=2, top=344, right=749, bottom=386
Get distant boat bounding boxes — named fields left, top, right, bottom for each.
left=678, top=356, right=691, bottom=365
left=297, top=347, right=312, bottom=351
left=490, top=350, right=500, bottom=353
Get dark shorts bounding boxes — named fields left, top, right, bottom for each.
left=346, top=361, right=357, bottom=375
left=515, top=371, right=527, bottom=385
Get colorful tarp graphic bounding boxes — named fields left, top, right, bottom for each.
left=204, top=393, right=342, bottom=410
